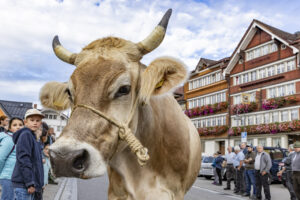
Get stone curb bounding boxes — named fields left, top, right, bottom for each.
left=54, top=178, right=77, bottom=200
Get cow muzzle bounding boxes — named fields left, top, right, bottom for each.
left=49, top=148, right=89, bottom=178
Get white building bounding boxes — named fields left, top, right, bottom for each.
left=41, top=109, right=68, bottom=137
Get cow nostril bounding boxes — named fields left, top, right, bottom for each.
left=72, top=149, right=89, bottom=171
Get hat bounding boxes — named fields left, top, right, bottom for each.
left=294, top=141, right=300, bottom=148
left=24, top=109, right=44, bottom=119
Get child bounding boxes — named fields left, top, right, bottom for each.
left=11, top=109, right=45, bottom=200
left=42, top=144, right=51, bottom=187
left=0, top=117, right=24, bottom=200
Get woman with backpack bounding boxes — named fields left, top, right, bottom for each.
left=0, top=117, right=24, bottom=200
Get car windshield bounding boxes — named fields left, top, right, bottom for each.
left=203, top=156, right=214, bottom=163
left=264, top=149, right=284, bottom=161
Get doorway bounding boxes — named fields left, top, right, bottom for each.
left=219, top=141, right=225, bottom=155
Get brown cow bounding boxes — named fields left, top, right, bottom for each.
left=40, top=9, right=201, bottom=200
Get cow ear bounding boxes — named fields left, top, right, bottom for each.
left=40, top=82, right=71, bottom=111
left=139, top=57, right=187, bottom=104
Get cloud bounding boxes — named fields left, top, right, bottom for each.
left=0, top=0, right=300, bottom=104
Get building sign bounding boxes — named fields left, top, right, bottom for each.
left=241, top=132, right=247, bottom=143
left=241, top=93, right=251, bottom=104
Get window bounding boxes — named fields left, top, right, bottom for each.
left=223, top=116, right=226, bottom=125
left=268, top=88, right=276, bottom=98
left=248, top=116, right=254, bottom=125
left=251, top=71, right=257, bottom=81
left=247, top=139, right=254, bottom=145
left=49, top=115, right=52, bottom=119
left=57, top=126, right=60, bottom=131
left=287, top=83, right=295, bottom=95
left=234, top=140, right=240, bottom=147
left=271, top=43, right=278, bottom=52
left=278, top=86, right=285, bottom=97
left=243, top=74, right=248, bottom=83
left=236, top=76, right=240, bottom=85
left=258, top=138, right=266, bottom=146
left=272, top=112, right=279, bottom=122
left=259, top=69, right=266, bottom=79
left=272, top=138, right=281, bottom=147
left=234, top=95, right=241, bottom=105
left=262, top=45, right=269, bottom=56
left=254, top=48, right=260, bottom=58
left=279, top=63, right=285, bottom=73
left=53, top=115, right=57, bottom=120
left=45, top=114, right=48, bottom=119
left=264, top=113, right=270, bottom=124
left=287, top=61, right=295, bottom=71
left=256, top=115, right=262, bottom=125
left=281, top=110, right=288, bottom=122
left=291, top=109, right=299, bottom=120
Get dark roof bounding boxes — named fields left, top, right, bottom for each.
left=173, top=86, right=185, bottom=103
left=254, top=19, right=298, bottom=44
left=193, top=57, right=230, bottom=73
left=0, top=100, right=33, bottom=119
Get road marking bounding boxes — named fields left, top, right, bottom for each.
left=191, top=186, right=244, bottom=200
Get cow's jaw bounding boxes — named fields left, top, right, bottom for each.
left=50, top=137, right=107, bottom=178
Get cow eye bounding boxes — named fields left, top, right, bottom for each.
left=115, top=85, right=131, bottom=98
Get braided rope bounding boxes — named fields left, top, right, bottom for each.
left=71, top=104, right=149, bottom=166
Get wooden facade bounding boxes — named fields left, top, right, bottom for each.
left=184, top=19, right=300, bottom=155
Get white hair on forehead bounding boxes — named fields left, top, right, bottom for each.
left=257, top=144, right=264, bottom=149
left=234, top=146, right=240, bottom=151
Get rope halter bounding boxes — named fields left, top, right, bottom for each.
left=71, top=103, right=149, bottom=166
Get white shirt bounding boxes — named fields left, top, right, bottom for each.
left=255, top=152, right=262, bottom=170
left=225, top=152, right=235, bottom=164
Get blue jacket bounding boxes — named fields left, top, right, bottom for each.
left=0, top=131, right=16, bottom=179
left=215, top=156, right=224, bottom=169
left=11, top=127, right=44, bottom=191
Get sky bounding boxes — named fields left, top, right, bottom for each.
left=0, top=0, right=300, bottom=106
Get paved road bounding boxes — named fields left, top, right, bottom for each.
left=76, top=175, right=290, bottom=200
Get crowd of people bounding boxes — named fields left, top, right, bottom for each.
left=0, top=109, right=57, bottom=200
left=210, top=142, right=300, bottom=200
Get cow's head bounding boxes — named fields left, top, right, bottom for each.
left=41, top=9, right=188, bottom=178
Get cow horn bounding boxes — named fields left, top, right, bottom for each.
left=137, top=8, right=172, bottom=55
left=52, top=35, right=77, bottom=65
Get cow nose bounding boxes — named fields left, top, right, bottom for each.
left=49, top=148, right=89, bottom=177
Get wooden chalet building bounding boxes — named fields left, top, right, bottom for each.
left=184, top=57, right=230, bottom=155
left=224, top=19, right=300, bottom=149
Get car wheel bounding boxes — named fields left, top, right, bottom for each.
left=204, top=176, right=212, bottom=180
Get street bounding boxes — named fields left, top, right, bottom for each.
left=75, top=176, right=290, bottom=200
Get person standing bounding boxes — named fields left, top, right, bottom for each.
left=255, top=145, right=272, bottom=200
left=244, top=145, right=256, bottom=198
left=277, top=144, right=297, bottom=200
left=292, top=141, right=300, bottom=200
left=0, top=115, right=9, bottom=133
left=0, top=118, right=24, bottom=200
left=212, top=153, right=219, bottom=185
left=233, top=146, right=245, bottom=195
left=215, top=151, right=224, bottom=186
left=224, top=146, right=235, bottom=190
left=12, top=109, right=45, bottom=200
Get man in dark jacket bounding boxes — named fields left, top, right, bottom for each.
left=277, top=144, right=297, bottom=200
left=244, top=145, right=256, bottom=198
left=215, top=151, right=225, bottom=186
left=292, top=141, right=300, bottom=200
left=12, top=109, right=44, bottom=200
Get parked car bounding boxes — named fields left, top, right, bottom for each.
left=263, top=147, right=288, bottom=182
left=198, top=156, right=226, bottom=180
